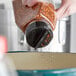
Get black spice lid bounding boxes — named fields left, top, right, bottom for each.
left=26, top=21, right=53, bottom=49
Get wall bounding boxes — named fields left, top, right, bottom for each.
left=70, top=14, right=76, bottom=53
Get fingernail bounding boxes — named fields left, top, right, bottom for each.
left=27, top=0, right=39, bottom=7
left=22, top=0, right=27, bottom=5
left=27, top=0, right=32, bottom=6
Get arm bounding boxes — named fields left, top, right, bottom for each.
left=13, top=0, right=76, bottom=20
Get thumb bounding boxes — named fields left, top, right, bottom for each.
left=0, top=36, right=7, bottom=54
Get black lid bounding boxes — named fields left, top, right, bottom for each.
left=26, top=21, right=53, bottom=49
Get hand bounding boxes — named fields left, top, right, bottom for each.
left=13, top=0, right=76, bottom=20
left=56, top=0, right=76, bottom=20
left=0, top=36, right=7, bottom=54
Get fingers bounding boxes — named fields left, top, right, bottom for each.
left=56, top=0, right=76, bottom=20
left=0, top=36, right=7, bottom=54
left=56, top=0, right=69, bottom=20
left=56, top=4, right=68, bottom=20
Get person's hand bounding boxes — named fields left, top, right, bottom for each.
left=13, top=0, right=76, bottom=20
left=0, top=36, right=7, bottom=54
left=56, top=0, right=76, bottom=20
left=21, top=0, right=76, bottom=20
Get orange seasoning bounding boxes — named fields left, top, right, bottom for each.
left=36, top=2, right=56, bottom=30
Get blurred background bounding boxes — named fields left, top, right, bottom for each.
left=0, top=1, right=76, bottom=76
left=0, top=0, right=76, bottom=53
